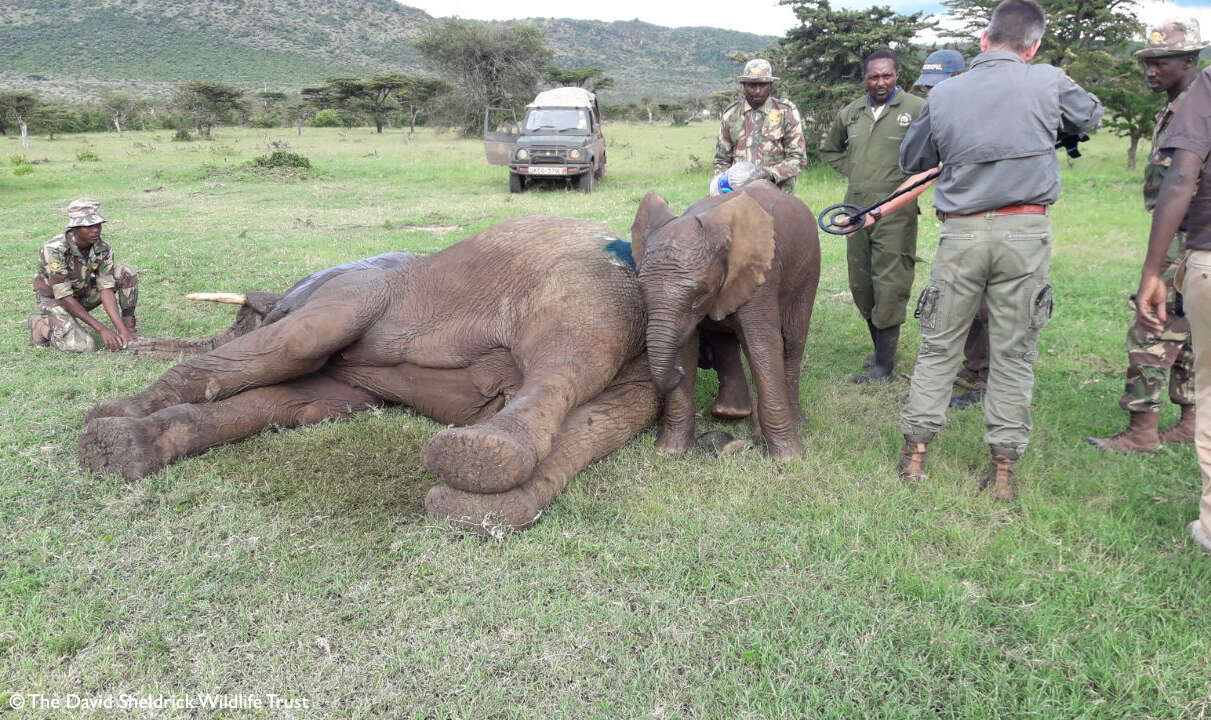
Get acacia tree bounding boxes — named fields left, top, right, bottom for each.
left=173, top=82, right=246, bottom=139
left=1068, top=49, right=1161, bottom=168
left=415, top=19, right=551, bottom=136
left=778, top=0, right=933, bottom=160
left=0, top=91, right=40, bottom=148
left=398, top=76, right=447, bottom=135
left=33, top=103, right=77, bottom=139
left=100, top=91, right=147, bottom=134
left=545, top=66, right=615, bottom=93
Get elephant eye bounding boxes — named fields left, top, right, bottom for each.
left=691, top=293, right=709, bottom=310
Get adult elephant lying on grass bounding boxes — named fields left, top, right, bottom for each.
left=79, top=218, right=661, bottom=536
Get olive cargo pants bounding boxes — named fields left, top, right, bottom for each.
left=1180, top=250, right=1211, bottom=539
left=901, top=213, right=1053, bottom=453
left=846, top=198, right=919, bottom=330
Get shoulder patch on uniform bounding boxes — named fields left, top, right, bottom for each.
left=897, top=112, right=913, bottom=127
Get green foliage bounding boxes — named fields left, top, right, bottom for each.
left=778, top=0, right=934, bottom=163
left=415, top=19, right=552, bottom=135
left=173, top=82, right=247, bottom=139
left=12, top=162, right=33, bottom=176
left=310, top=108, right=360, bottom=128
left=75, top=148, right=100, bottom=162
left=941, top=0, right=1143, bottom=68
left=1069, top=49, right=1165, bottom=169
left=172, top=128, right=193, bottom=142
left=250, top=150, right=311, bottom=170
left=545, top=66, right=614, bottom=93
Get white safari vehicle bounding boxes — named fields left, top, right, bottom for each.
left=483, top=87, right=607, bottom=194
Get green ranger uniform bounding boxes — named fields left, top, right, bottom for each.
left=1120, top=89, right=1195, bottom=413
left=29, top=230, right=138, bottom=353
left=821, top=87, right=926, bottom=329
left=713, top=95, right=808, bottom=194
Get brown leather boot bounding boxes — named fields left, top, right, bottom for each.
left=28, top=314, right=50, bottom=347
left=1085, top=411, right=1160, bottom=454
left=1159, top=404, right=1196, bottom=445
left=979, top=445, right=1019, bottom=501
left=898, top=439, right=929, bottom=485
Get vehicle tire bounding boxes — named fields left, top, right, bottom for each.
left=595, top=155, right=606, bottom=180
left=509, top=172, right=525, bottom=194
left=576, top=169, right=594, bottom=194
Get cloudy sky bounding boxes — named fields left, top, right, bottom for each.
left=404, top=0, right=1211, bottom=38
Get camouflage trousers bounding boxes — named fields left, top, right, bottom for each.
left=28, top=265, right=138, bottom=353
left=1120, top=315, right=1194, bottom=413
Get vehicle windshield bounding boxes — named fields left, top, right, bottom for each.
left=523, top=108, right=589, bottom=134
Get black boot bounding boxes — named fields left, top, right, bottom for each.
left=853, top=324, right=899, bottom=384
left=861, top=319, right=877, bottom=369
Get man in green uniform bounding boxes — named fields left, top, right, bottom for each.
left=713, top=58, right=808, bottom=194
left=1087, top=18, right=1207, bottom=453
left=821, top=50, right=926, bottom=383
left=28, top=198, right=139, bottom=352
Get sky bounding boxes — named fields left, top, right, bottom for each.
left=403, top=0, right=1211, bottom=39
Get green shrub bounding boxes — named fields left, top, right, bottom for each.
left=9, top=154, right=29, bottom=166
left=13, top=163, right=33, bottom=176
left=172, top=128, right=193, bottom=142
left=249, top=150, right=311, bottom=170
left=248, top=115, right=280, bottom=129
left=311, top=109, right=360, bottom=128
left=75, top=148, right=100, bottom=162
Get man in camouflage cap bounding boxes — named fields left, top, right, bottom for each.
left=1088, top=17, right=1209, bottom=452
left=713, top=58, right=807, bottom=194
left=28, top=198, right=139, bottom=352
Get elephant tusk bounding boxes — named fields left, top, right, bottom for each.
left=186, top=292, right=247, bottom=305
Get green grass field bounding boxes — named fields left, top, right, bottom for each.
left=1, top=123, right=1208, bottom=719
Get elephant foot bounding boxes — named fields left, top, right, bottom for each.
left=425, top=481, right=551, bottom=538
left=654, top=428, right=694, bottom=455
left=85, top=388, right=176, bottom=422
left=764, top=437, right=803, bottom=462
left=79, top=416, right=168, bottom=481
left=710, top=396, right=752, bottom=420
left=421, top=425, right=538, bottom=494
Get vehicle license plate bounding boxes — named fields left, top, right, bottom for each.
left=527, top=166, right=565, bottom=175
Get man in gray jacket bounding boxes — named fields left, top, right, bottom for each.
left=896, top=0, right=1103, bottom=498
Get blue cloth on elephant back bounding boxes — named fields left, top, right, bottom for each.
left=602, top=238, right=635, bottom=270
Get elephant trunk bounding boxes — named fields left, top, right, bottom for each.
left=646, top=309, right=688, bottom=394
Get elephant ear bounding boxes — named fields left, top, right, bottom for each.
left=701, top=191, right=775, bottom=321
left=630, top=191, right=676, bottom=267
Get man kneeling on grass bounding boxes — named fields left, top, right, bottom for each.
left=28, top=198, right=140, bottom=352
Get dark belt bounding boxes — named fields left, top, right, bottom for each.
left=938, top=204, right=1048, bottom=221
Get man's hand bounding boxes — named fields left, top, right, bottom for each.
left=118, top=327, right=135, bottom=347
left=99, top=327, right=125, bottom=351
left=834, top=213, right=875, bottom=233
left=752, top=168, right=774, bottom=182
left=1135, top=271, right=1168, bottom=335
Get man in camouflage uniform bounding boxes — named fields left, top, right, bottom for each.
left=713, top=58, right=807, bottom=194
left=821, top=50, right=927, bottom=384
left=29, top=198, right=139, bottom=353
left=1087, top=18, right=1208, bottom=453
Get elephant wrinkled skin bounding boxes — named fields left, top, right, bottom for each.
left=79, top=218, right=660, bottom=535
left=631, top=182, right=821, bottom=459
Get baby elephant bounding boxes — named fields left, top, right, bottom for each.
left=630, top=182, right=821, bottom=459
left=80, top=217, right=660, bottom=535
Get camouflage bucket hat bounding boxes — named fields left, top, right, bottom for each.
left=66, top=197, right=105, bottom=227
left=737, top=58, right=778, bottom=84
left=1135, top=17, right=1210, bottom=58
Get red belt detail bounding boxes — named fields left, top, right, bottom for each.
left=940, top=204, right=1048, bottom=221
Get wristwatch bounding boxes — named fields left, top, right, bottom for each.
left=869, top=206, right=883, bottom=223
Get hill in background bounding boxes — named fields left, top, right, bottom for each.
left=0, top=0, right=776, bottom=101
